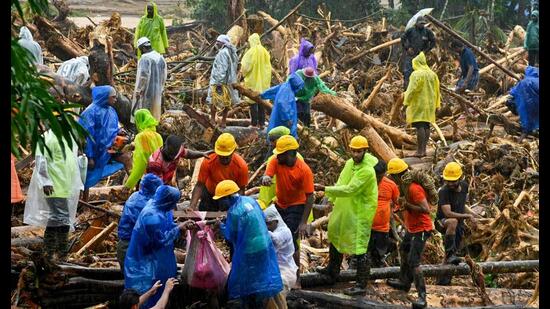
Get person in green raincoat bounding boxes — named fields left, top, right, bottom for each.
left=524, top=10, right=539, bottom=67
left=134, top=2, right=169, bottom=58
left=292, top=67, right=336, bottom=127
left=403, top=52, right=440, bottom=158
left=124, top=109, right=163, bottom=190
left=314, top=135, right=378, bottom=295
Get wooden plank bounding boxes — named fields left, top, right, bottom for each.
left=15, top=155, right=34, bottom=171
left=76, top=222, right=117, bottom=256
left=71, top=218, right=105, bottom=253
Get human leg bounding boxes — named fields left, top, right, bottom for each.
left=409, top=231, right=431, bottom=309
left=387, top=232, right=413, bottom=291
left=250, top=103, right=259, bottom=127
left=116, top=239, right=129, bottom=273
left=317, top=243, right=344, bottom=285
left=45, top=198, right=71, bottom=260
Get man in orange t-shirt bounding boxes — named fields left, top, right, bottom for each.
left=189, top=133, right=249, bottom=211
left=369, top=160, right=400, bottom=267
left=261, top=135, right=314, bottom=268
left=386, top=158, right=433, bottom=309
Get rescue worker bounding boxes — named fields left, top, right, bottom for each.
left=524, top=10, right=539, bottom=67
left=134, top=2, right=169, bottom=58
left=400, top=16, right=436, bottom=89
left=57, top=56, right=90, bottom=86
left=18, top=26, right=43, bottom=65
left=124, top=185, right=196, bottom=308
left=132, top=37, right=167, bottom=122
left=261, top=135, right=314, bottom=283
left=189, top=133, right=249, bottom=211
left=506, top=66, right=539, bottom=142
left=403, top=52, right=440, bottom=158
left=315, top=136, right=378, bottom=295
left=386, top=158, right=434, bottom=309
left=294, top=67, right=337, bottom=127
left=241, top=33, right=272, bottom=129
left=215, top=180, right=283, bottom=308
left=117, top=173, right=163, bottom=271
left=124, top=109, right=164, bottom=190
left=450, top=41, right=479, bottom=93
left=289, top=38, right=317, bottom=75
left=207, top=34, right=240, bottom=128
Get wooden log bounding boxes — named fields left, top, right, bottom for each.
left=78, top=200, right=121, bottom=218
left=359, top=126, right=397, bottom=162
left=34, top=16, right=85, bottom=61
left=479, top=49, right=526, bottom=75
left=189, top=158, right=203, bottom=189
left=361, top=67, right=392, bottom=110
left=58, top=263, right=122, bottom=280
left=11, top=226, right=44, bottom=238
left=344, top=38, right=401, bottom=65
left=11, top=237, right=43, bottom=250
left=75, top=222, right=117, bottom=256
left=390, top=93, right=404, bottom=125
left=257, top=11, right=288, bottom=37
left=300, top=259, right=539, bottom=287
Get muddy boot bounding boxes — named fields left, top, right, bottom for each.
left=414, top=127, right=427, bottom=157
left=388, top=246, right=412, bottom=292
left=344, top=254, right=370, bottom=296
left=43, top=227, right=57, bottom=258
left=444, top=234, right=462, bottom=265
left=316, top=244, right=343, bottom=284
left=412, top=269, right=427, bottom=309
left=56, top=226, right=70, bottom=261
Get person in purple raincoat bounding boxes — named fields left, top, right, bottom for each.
left=288, top=38, right=317, bottom=75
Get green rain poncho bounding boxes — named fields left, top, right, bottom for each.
left=403, top=52, right=440, bottom=124
left=134, top=2, right=169, bottom=58
left=124, top=109, right=163, bottom=189
left=292, top=69, right=336, bottom=103
left=524, top=11, right=539, bottom=51
left=326, top=153, right=378, bottom=255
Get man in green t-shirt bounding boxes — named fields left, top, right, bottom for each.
left=293, top=67, right=336, bottom=127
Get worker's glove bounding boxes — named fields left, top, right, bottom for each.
left=260, top=175, right=272, bottom=186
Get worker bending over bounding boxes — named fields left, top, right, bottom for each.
left=450, top=40, right=479, bottom=93
left=293, top=67, right=336, bottom=127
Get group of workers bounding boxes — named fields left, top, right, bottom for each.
left=14, top=3, right=540, bottom=309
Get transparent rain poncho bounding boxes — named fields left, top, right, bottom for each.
left=132, top=50, right=167, bottom=122
left=18, top=26, right=43, bottom=65
left=220, top=195, right=282, bottom=300
left=23, top=130, right=84, bottom=231
left=403, top=52, right=441, bottom=124
left=124, top=185, right=181, bottom=308
left=509, top=66, right=539, bottom=133
left=206, top=35, right=240, bottom=106
left=57, top=56, right=90, bottom=86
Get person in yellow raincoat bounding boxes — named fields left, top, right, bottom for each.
left=124, top=109, right=163, bottom=190
left=241, top=33, right=272, bottom=129
left=403, top=52, right=440, bottom=158
left=315, top=136, right=378, bottom=296
left=134, top=2, right=169, bottom=58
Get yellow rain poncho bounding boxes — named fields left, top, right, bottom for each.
left=134, top=2, right=169, bottom=58
left=124, top=109, right=163, bottom=189
left=403, top=52, right=441, bottom=124
left=326, top=153, right=378, bottom=255
left=241, top=33, right=272, bottom=97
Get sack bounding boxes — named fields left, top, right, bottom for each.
left=402, top=169, right=439, bottom=206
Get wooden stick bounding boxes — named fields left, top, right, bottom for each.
left=248, top=161, right=267, bottom=186
left=344, top=38, right=401, bottom=64
left=78, top=200, right=121, bottom=218
left=76, top=222, right=117, bottom=256
left=479, top=49, right=526, bottom=75
left=257, top=11, right=288, bottom=37
left=361, top=67, right=392, bottom=110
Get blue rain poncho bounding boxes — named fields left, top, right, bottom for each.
left=220, top=195, right=282, bottom=300
left=124, top=185, right=181, bottom=308
left=18, top=26, right=43, bottom=65
left=261, top=73, right=305, bottom=140
left=118, top=173, right=163, bottom=241
left=79, top=86, right=123, bottom=189
left=57, top=56, right=90, bottom=86
left=509, top=66, right=539, bottom=133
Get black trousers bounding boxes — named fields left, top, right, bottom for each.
left=528, top=50, right=539, bottom=67
left=198, top=189, right=225, bottom=211
left=276, top=204, right=304, bottom=252
left=250, top=103, right=265, bottom=127
left=398, top=230, right=431, bottom=289
left=296, top=100, right=311, bottom=127
left=367, top=231, right=390, bottom=267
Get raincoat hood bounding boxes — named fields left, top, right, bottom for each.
left=525, top=66, right=539, bottom=78
left=248, top=33, right=261, bottom=47
left=139, top=173, right=163, bottom=197
left=299, top=38, right=315, bottom=57
left=92, top=85, right=114, bottom=108
left=360, top=152, right=379, bottom=167
left=134, top=109, right=159, bottom=132
left=412, top=52, right=429, bottom=71
left=264, top=205, right=288, bottom=229
left=268, top=126, right=291, bottom=138
left=153, top=185, right=181, bottom=212
left=532, top=10, right=539, bottom=19
left=19, top=26, right=33, bottom=40
left=288, top=73, right=305, bottom=93
left=145, top=1, right=159, bottom=18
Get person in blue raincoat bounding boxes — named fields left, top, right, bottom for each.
left=507, top=66, right=539, bottom=142
left=214, top=180, right=282, bottom=307
left=79, top=86, right=130, bottom=192
left=260, top=73, right=305, bottom=140
left=117, top=173, right=163, bottom=271
left=124, top=185, right=196, bottom=308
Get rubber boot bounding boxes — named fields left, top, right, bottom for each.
left=412, top=268, right=427, bottom=309
left=316, top=244, right=343, bottom=284
left=344, top=254, right=370, bottom=296
left=444, top=234, right=462, bottom=265
left=43, top=227, right=57, bottom=258
left=415, top=127, right=426, bottom=157
left=56, top=226, right=70, bottom=261
left=387, top=246, right=412, bottom=292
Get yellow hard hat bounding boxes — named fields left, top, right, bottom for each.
left=387, top=158, right=409, bottom=175
left=215, top=133, right=237, bottom=156
left=443, top=162, right=463, bottom=181
left=212, top=180, right=240, bottom=200
left=349, top=136, right=369, bottom=149
left=273, top=135, right=299, bottom=155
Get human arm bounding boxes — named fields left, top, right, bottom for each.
left=424, top=29, right=436, bottom=53
left=135, top=58, right=151, bottom=97
left=298, top=193, right=314, bottom=236
left=134, top=19, right=142, bottom=48
left=325, top=163, right=371, bottom=198
left=402, top=198, right=431, bottom=214
left=184, top=149, right=212, bottom=160
left=315, top=77, right=337, bottom=96
left=124, top=135, right=148, bottom=189
left=440, top=204, right=472, bottom=219
left=189, top=182, right=205, bottom=211
left=34, top=154, right=54, bottom=195
left=210, top=51, right=230, bottom=85
left=457, top=65, right=474, bottom=93
left=261, top=158, right=277, bottom=186
left=150, top=277, right=178, bottom=309
left=138, top=280, right=162, bottom=307
left=260, top=84, right=282, bottom=101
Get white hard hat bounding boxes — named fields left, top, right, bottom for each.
left=137, top=37, right=151, bottom=48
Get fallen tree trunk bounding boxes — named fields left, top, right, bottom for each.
left=11, top=237, right=43, bottom=250
left=359, top=126, right=397, bottom=162
left=34, top=16, right=85, bottom=61
left=479, top=49, right=526, bottom=75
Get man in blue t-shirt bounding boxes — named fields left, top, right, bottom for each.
left=451, top=41, right=479, bottom=93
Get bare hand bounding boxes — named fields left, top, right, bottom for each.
left=298, top=223, right=309, bottom=238
left=88, top=159, right=95, bottom=169
left=165, top=278, right=179, bottom=293
left=43, top=186, right=54, bottom=196
left=407, top=47, right=415, bottom=55
left=150, top=280, right=162, bottom=294
left=314, top=184, right=325, bottom=191
left=260, top=175, right=272, bottom=186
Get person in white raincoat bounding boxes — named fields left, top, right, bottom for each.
left=207, top=34, right=240, bottom=128
left=57, top=56, right=90, bottom=86
left=24, top=130, right=86, bottom=260
left=18, top=26, right=43, bottom=65
left=132, top=37, right=167, bottom=122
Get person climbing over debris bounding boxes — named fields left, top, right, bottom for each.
left=261, top=72, right=305, bottom=139
left=18, top=26, right=43, bottom=65
left=119, top=278, right=179, bottom=309
left=214, top=180, right=283, bottom=308
left=132, top=37, right=167, bottom=122
left=288, top=38, right=317, bottom=75
left=117, top=173, right=163, bottom=271
left=386, top=157, right=438, bottom=309
left=124, top=185, right=196, bottom=308
left=189, top=133, right=249, bottom=211
left=314, top=136, right=378, bottom=295
left=506, top=66, right=539, bottom=143
left=146, top=135, right=211, bottom=186
left=293, top=67, right=337, bottom=127
left=134, top=2, right=169, bottom=58
left=400, top=16, right=436, bottom=89
left=524, top=10, right=539, bottom=67
left=435, top=162, right=479, bottom=285
left=450, top=40, right=479, bottom=93
left=241, top=33, right=272, bottom=129
left=124, top=109, right=164, bottom=190
left=207, top=34, right=240, bottom=128
left=403, top=52, right=440, bottom=157
left=57, top=56, right=90, bottom=86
